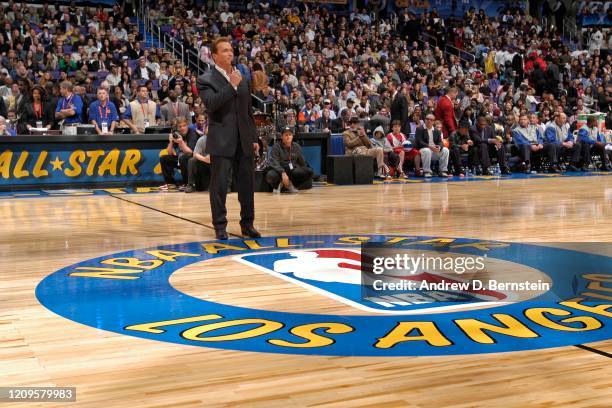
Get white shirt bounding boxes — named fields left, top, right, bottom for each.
left=215, top=65, right=237, bottom=91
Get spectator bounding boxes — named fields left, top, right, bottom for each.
left=0, top=115, right=14, bottom=136
left=343, top=117, right=385, bottom=178
left=159, top=118, right=199, bottom=191
left=160, top=90, right=190, bottom=127
left=124, top=85, right=160, bottom=133
left=415, top=113, right=450, bottom=178
left=449, top=121, right=478, bottom=177
left=577, top=116, right=609, bottom=171
left=543, top=112, right=582, bottom=172
left=133, top=56, right=155, bottom=80
left=385, top=119, right=422, bottom=178
left=266, top=126, right=313, bottom=193
left=298, top=99, right=320, bottom=130
left=19, top=85, right=54, bottom=133
left=512, top=114, right=545, bottom=173
left=88, top=88, right=119, bottom=135
left=472, top=116, right=510, bottom=175
left=55, top=81, right=84, bottom=126
left=185, top=116, right=210, bottom=193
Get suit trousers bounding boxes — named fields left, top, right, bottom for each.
left=479, top=143, right=508, bottom=168
left=450, top=145, right=479, bottom=175
left=209, top=144, right=255, bottom=231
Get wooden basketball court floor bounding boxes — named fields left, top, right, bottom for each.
left=1, top=176, right=611, bottom=407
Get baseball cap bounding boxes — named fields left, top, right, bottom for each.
left=282, top=126, right=294, bottom=135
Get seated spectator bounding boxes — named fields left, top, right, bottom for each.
left=315, top=108, right=334, bottom=133
left=0, top=115, right=15, bottom=136
left=277, top=107, right=295, bottom=130
left=577, top=116, right=610, bottom=171
left=472, top=116, right=510, bottom=175
left=124, top=85, right=160, bottom=133
left=88, top=88, right=119, bottom=135
left=251, top=63, right=269, bottom=99
left=343, top=117, right=385, bottom=178
left=194, top=113, right=208, bottom=137
left=55, top=81, right=84, bottom=126
left=266, top=126, right=313, bottom=193
left=370, top=126, right=392, bottom=178
left=19, top=85, right=54, bottom=133
left=415, top=114, right=450, bottom=177
left=512, top=113, right=545, bottom=173
left=450, top=121, right=479, bottom=177
left=369, top=106, right=391, bottom=134
left=543, top=112, right=582, bottom=172
left=185, top=118, right=210, bottom=193
left=112, top=86, right=130, bottom=120
left=298, top=99, right=320, bottom=131
left=385, top=120, right=422, bottom=178
left=160, top=90, right=190, bottom=127
left=332, top=109, right=351, bottom=133
left=133, top=56, right=155, bottom=80
left=159, top=118, right=199, bottom=191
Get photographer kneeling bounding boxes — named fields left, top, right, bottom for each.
left=159, top=118, right=199, bottom=191
left=266, top=126, right=313, bottom=193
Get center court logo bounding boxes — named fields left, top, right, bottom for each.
left=35, top=235, right=612, bottom=356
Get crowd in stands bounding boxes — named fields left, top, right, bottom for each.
left=1, top=0, right=611, bottom=188
left=0, top=0, right=207, bottom=137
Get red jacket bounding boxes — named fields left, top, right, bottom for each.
left=434, top=95, right=457, bottom=138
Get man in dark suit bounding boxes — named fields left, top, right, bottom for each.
left=415, top=114, right=449, bottom=177
left=389, top=80, right=409, bottom=135
left=197, top=37, right=261, bottom=240
left=471, top=116, right=510, bottom=175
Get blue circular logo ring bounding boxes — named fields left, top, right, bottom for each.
left=36, top=235, right=611, bottom=356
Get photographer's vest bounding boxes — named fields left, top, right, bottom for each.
left=129, top=99, right=157, bottom=130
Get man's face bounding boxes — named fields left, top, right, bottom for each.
left=178, top=122, right=189, bottom=134
left=138, top=87, right=148, bottom=99
left=425, top=115, right=435, bottom=127
left=196, top=116, right=206, bottom=127
left=477, top=119, right=487, bottom=129
left=555, top=114, right=566, bottom=126
left=97, top=89, right=108, bottom=102
left=213, top=41, right=234, bottom=67
left=519, top=116, right=529, bottom=128
left=281, top=131, right=293, bottom=145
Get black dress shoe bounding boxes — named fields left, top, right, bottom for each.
left=215, top=230, right=228, bottom=240
left=241, top=226, right=261, bottom=238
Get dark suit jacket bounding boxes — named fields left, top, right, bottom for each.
left=18, top=100, right=55, bottom=133
left=196, top=67, right=257, bottom=157
left=470, top=125, right=497, bottom=145
left=390, top=93, right=409, bottom=134
left=415, top=126, right=444, bottom=150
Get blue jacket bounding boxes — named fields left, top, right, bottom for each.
left=577, top=126, right=605, bottom=145
left=512, top=126, right=543, bottom=146
left=543, top=124, right=574, bottom=144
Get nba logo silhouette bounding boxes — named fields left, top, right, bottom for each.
left=235, top=249, right=509, bottom=314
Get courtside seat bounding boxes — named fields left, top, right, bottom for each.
left=326, top=155, right=353, bottom=185
left=352, top=155, right=374, bottom=184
